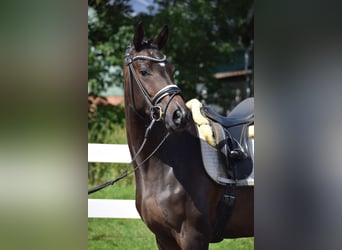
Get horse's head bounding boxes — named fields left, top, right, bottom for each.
left=124, top=22, right=190, bottom=131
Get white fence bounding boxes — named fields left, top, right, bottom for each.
left=88, top=135, right=254, bottom=219
left=88, top=143, right=140, bottom=219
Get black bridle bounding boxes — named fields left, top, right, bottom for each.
left=125, top=45, right=182, bottom=121
left=88, top=45, right=183, bottom=195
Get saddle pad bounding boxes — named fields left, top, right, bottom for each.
left=196, top=125, right=255, bottom=186
left=198, top=133, right=229, bottom=186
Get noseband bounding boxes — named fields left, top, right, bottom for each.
left=125, top=46, right=182, bottom=121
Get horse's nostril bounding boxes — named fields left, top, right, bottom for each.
left=170, top=103, right=190, bottom=130
left=173, top=109, right=183, bottom=125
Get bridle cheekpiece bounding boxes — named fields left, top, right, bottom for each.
left=125, top=45, right=182, bottom=123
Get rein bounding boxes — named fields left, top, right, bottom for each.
left=88, top=45, right=181, bottom=195
left=88, top=119, right=170, bottom=195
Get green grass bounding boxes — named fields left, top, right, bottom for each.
left=88, top=179, right=135, bottom=200
left=89, top=218, right=253, bottom=250
left=88, top=218, right=158, bottom=250
left=210, top=238, right=254, bottom=250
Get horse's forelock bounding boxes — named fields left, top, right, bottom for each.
left=134, top=40, right=160, bottom=51
left=131, top=42, right=163, bottom=59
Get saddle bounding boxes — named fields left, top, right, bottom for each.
left=186, top=98, right=254, bottom=186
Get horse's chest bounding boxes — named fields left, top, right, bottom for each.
left=139, top=185, right=186, bottom=230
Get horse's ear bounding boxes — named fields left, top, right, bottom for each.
left=133, top=21, right=144, bottom=51
left=153, top=25, right=168, bottom=50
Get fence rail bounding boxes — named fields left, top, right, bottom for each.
left=88, top=199, right=140, bottom=218
left=88, top=143, right=131, bottom=163
left=88, top=143, right=140, bottom=219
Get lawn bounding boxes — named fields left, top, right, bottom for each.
left=88, top=183, right=253, bottom=249
left=88, top=218, right=253, bottom=250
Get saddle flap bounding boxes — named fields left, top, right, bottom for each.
left=211, top=121, right=254, bottom=181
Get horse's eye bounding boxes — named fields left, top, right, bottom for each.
left=140, top=70, right=148, bottom=76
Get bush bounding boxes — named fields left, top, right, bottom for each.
left=88, top=104, right=134, bottom=186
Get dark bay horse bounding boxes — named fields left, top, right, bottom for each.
left=123, top=23, right=253, bottom=250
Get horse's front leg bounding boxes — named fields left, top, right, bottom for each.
left=177, top=234, right=209, bottom=250
left=156, top=232, right=209, bottom=250
left=155, top=234, right=181, bottom=250
left=175, top=226, right=209, bottom=250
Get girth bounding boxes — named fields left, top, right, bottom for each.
left=186, top=98, right=254, bottom=242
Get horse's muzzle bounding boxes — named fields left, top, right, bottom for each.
left=168, top=103, right=190, bottom=131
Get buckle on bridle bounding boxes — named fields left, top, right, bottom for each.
left=151, top=106, right=164, bottom=121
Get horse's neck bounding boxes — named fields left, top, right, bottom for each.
left=125, top=109, right=162, bottom=157
left=125, top=114, right=145, bottom=154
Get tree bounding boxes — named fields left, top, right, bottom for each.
left=131, top=0, right=254, bottom=110
left=88, top=0, right=254, bottom=135
left=88, top=0, right=134, bottom=135
left=88, top=0, right=133, bottom=95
